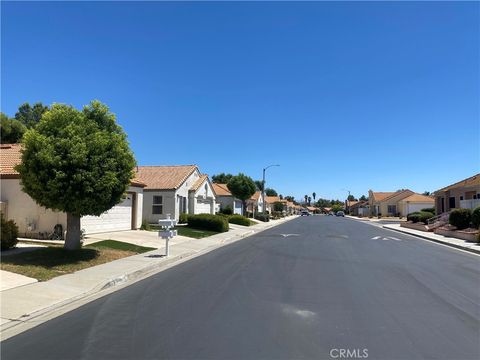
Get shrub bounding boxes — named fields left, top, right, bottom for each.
left=187, top=214, right=229, bottom=232
left=1, top=215, right=19, bottom=250
left=472, top=207, right=480, bottom=229
left=421, top=208, right=435, bottom=214
left=407, top=212, right=421, bottom=223
left=419, top=211, right=435, bottom=224
left=228, top=214, right=251, bottom=226
left=140, top=219, right=151, bottom=231
left=254, top=213, right=270, bottom=222
left=179, top=213, right=189, bottom=224
left=449, top=208, right=472, bottom=230
left=220, top=206, right=233, bottom=215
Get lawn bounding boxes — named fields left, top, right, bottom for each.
left=149, top=224, right=220, bottom=239
left=0, top=240, right=155, bottom=281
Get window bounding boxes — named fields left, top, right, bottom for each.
left=152, top=196, right=163, bottom=215
left=387, top=205, right=396, bottom=215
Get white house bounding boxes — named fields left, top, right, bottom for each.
left=0, top=144, right=144, bottom=237
left=211, top=183, right=243, bottom=215
left=135, top=165, right=216, bottom=222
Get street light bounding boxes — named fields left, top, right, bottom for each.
left=262, top=164, right=280, bottom=214
left=341, top=188, right=351, bottom=214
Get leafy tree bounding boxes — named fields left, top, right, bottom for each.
left=284, top=195, right=295, bottom=202
left=332, top=204, right=344, bottom=213
left=15, top=102, right=49, bottom=128
left=359, top=195, right=368, bottom=201
left=265, top=188, right=277, bottom=196
left=0, top=113, right=26, bottom=143
left=212, top=173, right=234, bottom=184
left=312, top=192, right=316, bottom=202
left=254, top=180, right=265, bottom=191
left=273, top=201, right=284, bottom=212
left=16, top=101, right=136, bottom=250
left=227, top=174, right=256, bottom=216
left=279, top=194, right=283, bottom=200
left=422, top=191, right=431, bottom=196
left=316, top=198, right=331, bottom=208
left=347, top=194, right=357, bottom=201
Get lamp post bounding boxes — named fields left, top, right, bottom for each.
left=341, top=188, right=351, bottom=214
left=262, top=164, right=280, bottom=214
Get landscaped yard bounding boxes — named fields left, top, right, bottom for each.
left=0, top=240, right=155, bottom=281
left=148, top=224, right=220, bottom=239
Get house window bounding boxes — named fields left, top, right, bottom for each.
left=449, top=197, right=456, bottom=209
left=460, top=196, right=464, bottom=201
left=387, top=205, right=396, bottom=215
left=152, top=196, right=163, bottom=215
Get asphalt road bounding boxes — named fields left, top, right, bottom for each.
left=2, top=216, right=480, bottom=360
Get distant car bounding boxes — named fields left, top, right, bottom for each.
left=336, top=211, right=345, bottom=217
left=328, top=212, right=334, bottom=216
left=300, top=210, right=311, bottom=216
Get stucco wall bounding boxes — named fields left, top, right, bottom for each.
left=1, top=179, right=67, bottom=236
left=143, top=190, right=176, bottom=223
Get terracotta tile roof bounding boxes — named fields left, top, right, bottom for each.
left=135, top=165, right=197, bottom=190
left=189, top=174, right=208, bottom=192
left=0, top=144, right=22, bottom=176
left=380, top=189, right=414, bottom=202
left=212, top=183, right=232, bottom=196
left=250, top=191, right=262, bottom=201
left=399, top=193, right=435, bottom=203
left=265, top=196, right=286, bottom=204
left=370, top=191, right=396, bottom=202
left=435, top=173, right=480, bottom=193
left=1, top=144, right=146, bottom=187
left=346, top=200, right=360, bottom=207
left=349, top=201, right=367, bottom=209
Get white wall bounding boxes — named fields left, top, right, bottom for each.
left=143, top=190, right=176, bottom=223
left=1, top=179, right=67, bottom=236
left=403, top=202, right=434, bottom=215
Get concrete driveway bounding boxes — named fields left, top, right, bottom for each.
left=83, top=230, right=191, bottom=249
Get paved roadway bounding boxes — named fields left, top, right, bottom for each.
left=2, top=216, right=479, bottom=360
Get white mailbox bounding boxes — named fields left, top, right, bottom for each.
left=158, top=214, right=177, bottom=256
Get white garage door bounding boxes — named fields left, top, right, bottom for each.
left=81, top=195, right=132, bottom=234
left=196, top=199, right=212, bottom=214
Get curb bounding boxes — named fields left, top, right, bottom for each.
left=383, top=225, right=480, bottom=255
left=1, top=216, right=298, bottom=336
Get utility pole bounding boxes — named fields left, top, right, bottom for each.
left=262, top=164, right=280, bottom=214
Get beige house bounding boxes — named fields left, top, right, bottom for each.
left=246, top=191, right=264, bottom=215
left=265, top=196, right=287, bottom=214
left=211, top=183, right=244, bottom=215
left=368, top=189, right=434, bottom=216
left=0, top=144, right=145, bottom=237
left=433, top=173, right=480, bottom=214
left=135, top=165, right=216, bottom=222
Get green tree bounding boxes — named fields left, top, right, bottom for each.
left=0, top=113, right=26, bottom=143
left=312, top=192, right=316, bottom=202
left=16, top=101, right=136, bottom=250
left=212, top=173, right=234, bottom=184
left=254, top=180, right=264, bottom=191
left=347, top=194, right=357, bottom=201
left=273, top=201, right=284, bottom=212
left=359, top=195, right=367, bottom=201
left=304, top=195, right=308, bottom=204
left=227, top=174, right=256, bottom=216
left=265, top=188, right=277, bottom=196
left=284, top=195, right=295, bottom=202
left=422, top=191, right=431, bottom=196
left=308, top=196, right=312, bottom=205
left=15, top=102, right=49, bottom=128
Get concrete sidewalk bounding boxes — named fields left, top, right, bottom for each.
left=1, top=216, right=297, bottom=335
left=383, top=223, right=480, bottom=255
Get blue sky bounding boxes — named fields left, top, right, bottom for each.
left=2, top=1, right=479, bottom=201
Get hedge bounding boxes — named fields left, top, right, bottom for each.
left=228, top=214, right=252, bottom=226
left=1, top=215, right=19, bottom=250
left=219, top=206, right=233, bottom=215
left=419, top=211, right=435, bottom=224
left=179, top=213, right=189, bottom=224
left=254, top=213, right=270, bottom=222
left=187, top=214, right=229, bottom=232
left=472, top=206, right=480, bottom=229
left=420, top=208, right=435, bottom=214
left=407, top=212, right=421, bottom=223
left=449, top=208, right=472, bottom=230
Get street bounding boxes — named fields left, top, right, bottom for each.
left=2, top=216, right=479, bottom=360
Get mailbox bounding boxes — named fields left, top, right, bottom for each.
left=158, top=214, right=177, bottom=256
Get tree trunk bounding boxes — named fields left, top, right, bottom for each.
left=65, top=213, right=81, bottom=250
left=242, top=200, right=247, bottom=217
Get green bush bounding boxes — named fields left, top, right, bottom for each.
left=179, top=213, right=189, bottom=224
left=419, top=211, right=435, bottom=224
left=407, top=212, right=421, bottom=223
left=140, top=219, right=151, bottom=231
left=220, top=206, right=233, bottom=215
left=228, top=214, right=251, bottom=226
left=449, top=208, right=472, bottom=230
left=421, top=208, right=435, bottom=214
left=1, top=215, right=19, bottom=250
left=471, top=207, right=480, bottom=229
left=254, top=213, right=270, bottom=222
left=187, top=214, right=229, bottom=233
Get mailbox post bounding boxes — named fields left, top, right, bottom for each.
left=158, top=214, right=177, bottom=257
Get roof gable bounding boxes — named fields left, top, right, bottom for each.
left=435, top=173, right=480, bottom=193
left=135, top=165, right=198, bottom=190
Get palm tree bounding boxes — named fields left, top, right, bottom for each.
left=312, top=192, right=316, bottom=202
left=304, top=195, right=308, bottom=205
left=308, top=196, right=312, bottom=206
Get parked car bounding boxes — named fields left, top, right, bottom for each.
left=328, top=212, right=334, bottom=216
left=300, top=210, right=311, bottom=216
left=336, top=211, right=345, bottom=217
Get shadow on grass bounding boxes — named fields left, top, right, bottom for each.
left=0, top=247, right=100, bottom=268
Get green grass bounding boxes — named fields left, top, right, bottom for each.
left=148, top=224, right=220, bottom=239
left=1, top=240, right=155, bottom=281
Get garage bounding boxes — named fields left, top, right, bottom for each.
left=81, top=193, right=134, bottom=234
left=195, top=198, right=212, bottom=214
